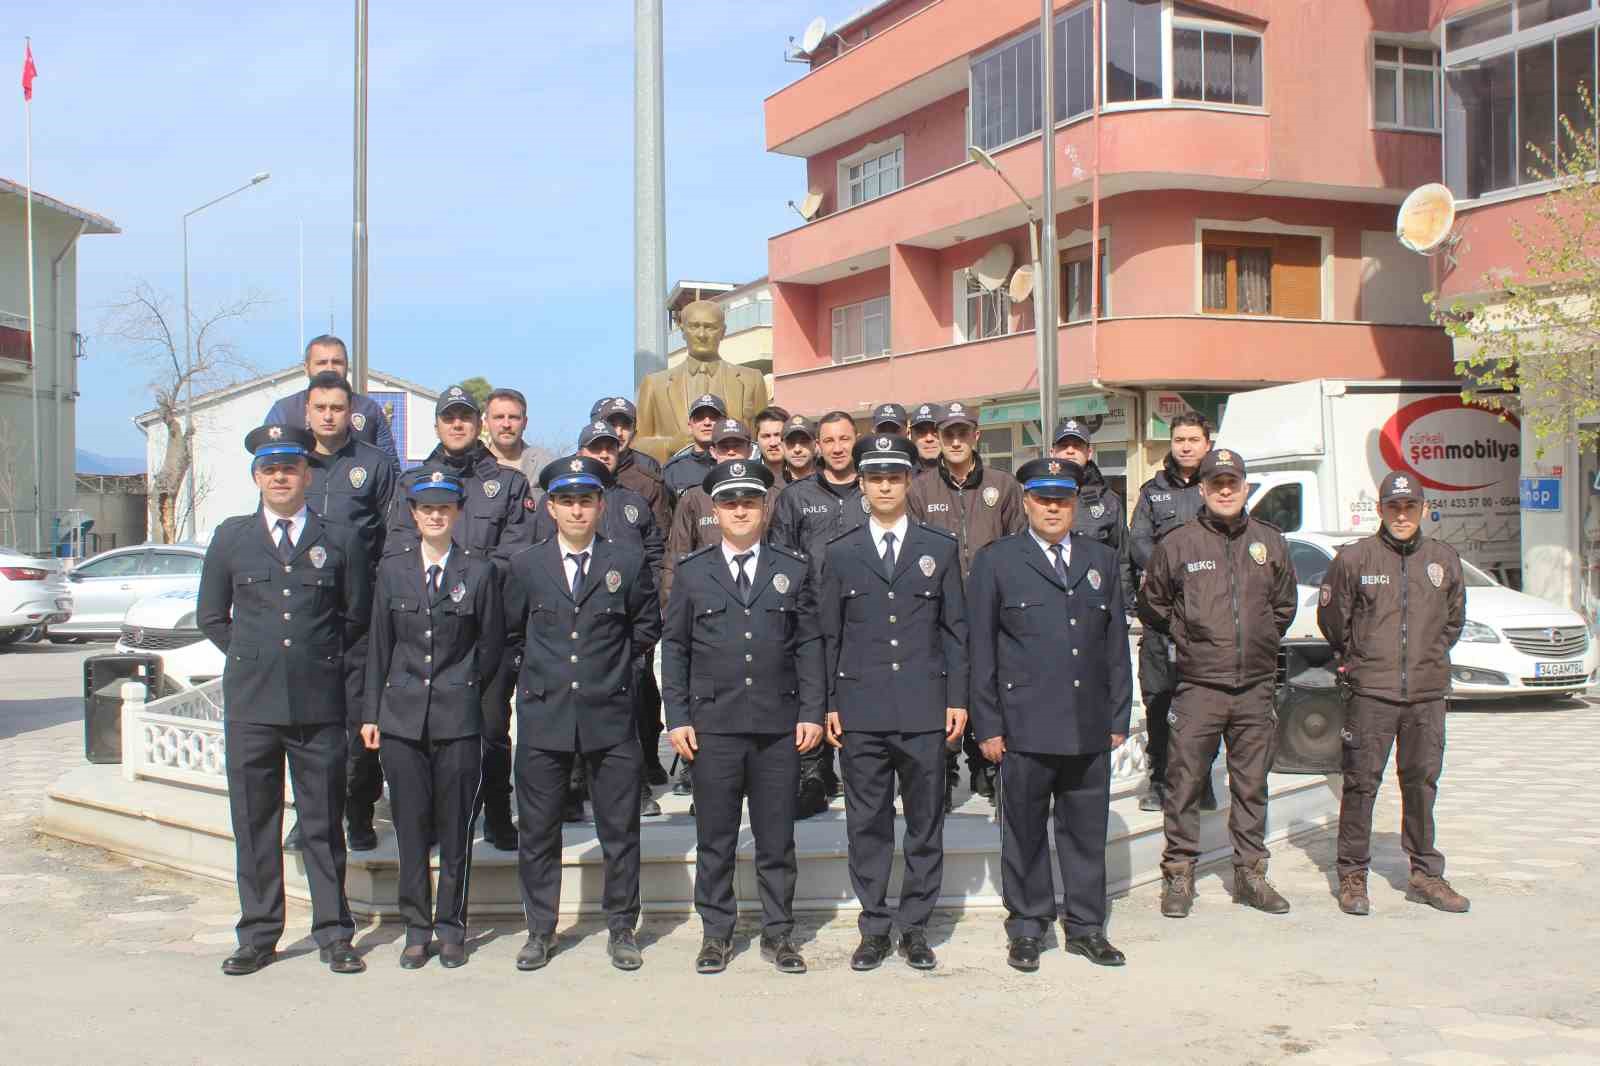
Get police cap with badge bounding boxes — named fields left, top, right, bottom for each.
left=591, top=396, right=638, bottom=424
left=689, top=393, right=727, bottom=419
left=852, top=433, right=919, bottom=473
left=245, top=424, right=315, bottom=468
left=1053, top=417, right=1093, bottom=447
left=872, top=403, right=908, bottom=434
left=702, top=458, right=774, bottom=500
left=407, top=463, right=466, bottom=507
left=713, top=418, right=752, bottom=444
left=782, top=414, right=815, bottom=441
left=1197, top=448, right=1247, bottom=482
left=939, top=401, right=978, bottom=429
left=578, top=420, right=622, bottom=449
left=1379, top=470, right=1423, bottom=504
left=539, top=455, right=613, bottom=495
left=1016, top=457, right=1084, bottom=498
left=436, top=385, right=479, bottom=418
left=909, top=403, right=944, bottom=430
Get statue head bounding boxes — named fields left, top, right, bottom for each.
left=680, top=300, right=726, bottom=362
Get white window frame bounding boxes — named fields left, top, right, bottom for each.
left=837, top=136, right=905, bottom=209
left=967, top=2, right=1096, bottom=153
left=1191, top=218, right=1334, bottom=320
left=1169, top=17, right=1265, bottom=108
left=1373, top=38, right=1442, bottom=132
left=831, top=295, right=891, bottom=364
left=1101, top=1, right=1270, bottom=115
left=952, top=270, right=1013, bottom=343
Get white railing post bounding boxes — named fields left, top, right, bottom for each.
left=120, top=680, right=146, bottom=782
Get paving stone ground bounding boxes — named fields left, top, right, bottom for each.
left=2, top=643, right=1597, bottom=1065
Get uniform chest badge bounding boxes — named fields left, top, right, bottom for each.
left=450, top=581, right=467, bottom=603
left=483, top=480, right=501, bottom=499
left=1319, top=584, right=1332, bottom=607
left=349, top=466, right=367, bottom=489
left=1087, top=568, right=1102, bottom=590
left=1248, top=542, right=1267, bottom=565
left=918, top=554, right=936, bottom=577
left=860, top=495, right=870, bottom=515
left=982, top=486, right=999, bottom=508
left=624, top=503, right=639, bottom=524
left=1090, top=502, right=1105, bottom=519
left=308, top=545, right=327, bottom=569
left=605, top=569, right=622, bottom=593
left=351, top=412, right=367, bottom=431
left=1427, top=562, right=1444, bottom=588
left=773, top=573, right=790, bottom=594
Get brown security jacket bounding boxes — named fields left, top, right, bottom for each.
left=1136, top=509, right=1299, bottom=689
left=1316, top=529, right=1465, bottom=702
left=616, top=448, right=670, bottom=532
left=660, top=485, right=775, bottom=610
left=907, top=457, right=1026, bottom=579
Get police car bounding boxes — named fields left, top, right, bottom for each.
left=1285, top=532, right=1598, bottom=700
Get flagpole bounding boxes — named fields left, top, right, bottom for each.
left=24, top=37, right=41, bottom=553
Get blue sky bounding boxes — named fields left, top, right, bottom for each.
left=4, top=1, right=864, bottom=459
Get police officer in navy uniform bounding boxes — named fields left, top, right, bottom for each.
left=198, top=425, right=370, bottom=977
left=361, top=466, right=505, bottom=969
left=820, top=435, right=969, bottom=972
left=391, top=384, right=533, bottom=851
left=504, top=456, right=662, bottom=973
left=662, top=393, right=728, bottom=508
left=968, top=458, right=1131, bottom=973
left=661, top=460, right=824, bottom=975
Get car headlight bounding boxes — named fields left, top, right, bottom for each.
left=1459, top=620, right=1499, bottom=643
left=174, top=611, right=197, bottom=629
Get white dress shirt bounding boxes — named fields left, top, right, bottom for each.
left=869, top=514, right=910, bottom=565
left=1029, top=527, right=1070, bottom=571
left=262, top=506, right=308, bottom=548
left=421, top=544, right=452, bottom=589
left=558, top=534, right=597, bottom=590
left=721, top=540, right=761, bottom=584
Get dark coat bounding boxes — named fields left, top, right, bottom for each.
left=1070, top=460, right=1135, bottom=612
left=662, top=445, right=716, bottom=510
left=363, top=544, right=505, bottom=740
left=1128, top=453, right=1205, bottom=572
left=388, top=442, right=533, bottom=578
left=265, top=387, right=399, bottom=465
left=660, top=543, right=824, bottom=734
left=906, top=457, right=1026, bottom=579
left=503, top=536, right=661, bottom=752
left=197, top=509, right=371, bottom=726
left=532, top=483, right=665, bottom=592
left=967, top=533, right=1132, bottom=754
left=615, top=448, right=669, bottom=531
left=767, top=471, right=867, bottom=562
left=305, top=435, right=397, bottom=570
left=819, top=520, right=969, bottom=733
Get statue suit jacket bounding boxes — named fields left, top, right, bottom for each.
left=635, top=358, right=770, bottom=455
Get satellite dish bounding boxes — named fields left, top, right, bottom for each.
left=1396, top=183, right=1457, bottom=255
left=801, top=16, right=827, bottom=54
left=972, top=243, right=1015, bottom=293
left=798, top=189, right=822, bottom=220
left=1008, top=264, right=1035, bottom=303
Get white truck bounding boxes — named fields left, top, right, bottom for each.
left=1217, top=379, right=1522, bottom=585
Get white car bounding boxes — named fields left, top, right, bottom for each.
left=54, top=544, right=207, bottom=641
left=1285, top=532, right=1598, bottom=700
left=0, top=547, right=71, bottom=644
left=115, top=587, right=224, bottom=689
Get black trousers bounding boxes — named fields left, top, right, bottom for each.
left=1337, top=696, right=1447, bottom=879
left=635, top=657, right=663, bottom=763
left=1143, top=689, right=1173, bottom=779
left=516, top=738, right=642, bottom=935
left=224, top=719, right=353, bottom=950
left=382, top=730, right=482, bottom=946
left=1161, top=679, right=1275, bottom=876
left=839, top=729, right=946, bottom=936
left=479, top=652, right=518, bottom=823
left=345, top=670, right=384, bottom=820
left=999, top=750, right=1110, bottom=939
left=691, top=731, right=800, bottom=939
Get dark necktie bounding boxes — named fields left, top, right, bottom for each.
left=426, top=564, right=441, bottom=597
left=733, top=551, right=753, bottom=604
left=566, top=551, right=588, bottom=598
left=1050, top=542, right=1068, bottom=584
left=274, top=518, right=293, bottom=562
left=881, top=531, right=897, bottom=580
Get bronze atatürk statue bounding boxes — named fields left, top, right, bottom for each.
left=633, top=300, right=769, bottom=461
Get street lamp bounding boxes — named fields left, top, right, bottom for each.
left=181, top=171, right=270, bottom=539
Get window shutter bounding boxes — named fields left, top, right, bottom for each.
left=1272, top=235, right=1321, bottom=318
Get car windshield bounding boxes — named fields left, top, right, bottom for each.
left=1461, top=560, right=1497, bottom=587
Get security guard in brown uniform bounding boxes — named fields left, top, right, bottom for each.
left=1318, top=471, right=1470, bottom=917
left=1137, top=448, right=1298, bottom=918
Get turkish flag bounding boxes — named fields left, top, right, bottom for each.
left=22, top=42, right=36, bottom=101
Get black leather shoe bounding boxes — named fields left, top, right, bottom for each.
left=1139, top=779, right=1167, bottom=813
left=671, top=765, right=693, bottom=797
left=561, top=793, right=585, bottom=823
left=1064, top=932, right=1126, bottom=967
left=516, top=933, right=554, bottom=971
left=398, top=944, right=429, bottom=970
left=439, top=942, right=466, bottom=969
left=695, top=937, right=732, bottom=974
left=760, top=934, right=806, bottom=974
left=644, top=755, right=669, bottom=786
left=282, top=820, right=304, bottom=852
left=970, top=767, right=995, bottom=800
left=898, top=929, right=937, bottom=970
left=795, top=776, right=830, bottom=820
left=608, top=928, right=643, bottom=971
left=346, top=817, right=378, bottom=852
left=1007, top=936, right=1041, bottom=972
left=319, top=939, right=366, bottom=974
left=640, top=790, right=662, bottom=818
left=483, top=818, right=518, bottom=851
left=850, top=934, right=893, bottom=971
left=220, top=945, right=273, bottom=976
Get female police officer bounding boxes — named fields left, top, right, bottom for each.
left=361, top=465, right=506, bottom=969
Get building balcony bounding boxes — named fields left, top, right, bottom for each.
left=0, top=311, right=32, bottom=380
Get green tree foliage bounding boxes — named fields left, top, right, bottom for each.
left=456, top=376, right=493, bottom=410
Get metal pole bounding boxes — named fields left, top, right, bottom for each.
left=181, top=214, right=193, bottom=541
left=1089, top=0, right=1102, bottom=383
left=298, top=219, right=305, bottom=355
left=351, top=0, right=369, bottom=392
left=23, top=54, right=39, bottom=552
left=633, top=0, right=668, bottom=385
left=1038, top=0, right=1059, bottom=444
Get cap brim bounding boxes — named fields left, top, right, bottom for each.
left=409, top=488, right=462, bottom=505
left=438, top=400, right=478, bottom=415
left=710, top=479, right=768, bottom=499
left=547, top=475, right=604, bottom=494
left=938, top=415, right=978, bottom=428
left=858, top=456, right=915, bottom=472
left=1024, top=480, right=1079, bottom=497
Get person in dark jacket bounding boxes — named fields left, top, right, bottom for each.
left=503, top=456, right=662, bottom=973
left=969, top=458, right=1132, bottom=972
left=593, top=396, right=669, bottom=531
left=753, top=405, right=791, bottom=484
left=263, top=335, right=399, bottom=465
left=361, top=466, right=505, bottom=969
left=1137, top=448, right=1298, bottom=919
left=661, top=419, right=767, bottom=609
left=820, top=435, right=969, bottom=973
left=661, top=393, right=727, bottom=508
left=198, top=425, right=370, bottom=977
left=1319, top=471, right=1470, bottom=917
left=1050, top=417, right=1134, bottom=611
left=781, top=413, right=817, bottom=483
left=871, top=402, right=908, bottom=435
left=908, top=403, right=944, bottom=471
left=1128, top=410, right=1212, bottom=812
left=661, top=460, right=824, bottom=975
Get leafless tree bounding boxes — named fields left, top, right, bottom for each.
left=99, top=281, right=271, bottom=543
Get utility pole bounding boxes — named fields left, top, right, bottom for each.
left=633, top=0, right=667, bottom=385
left=1037, top=0, right=1059, bottom=443
left=351, top=0, right=369, bottom=391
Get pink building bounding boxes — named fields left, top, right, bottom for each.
left=762, top=0, right=1467, bottom=496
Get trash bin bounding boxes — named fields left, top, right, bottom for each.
left=83, top=652, right=163, bottom=764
